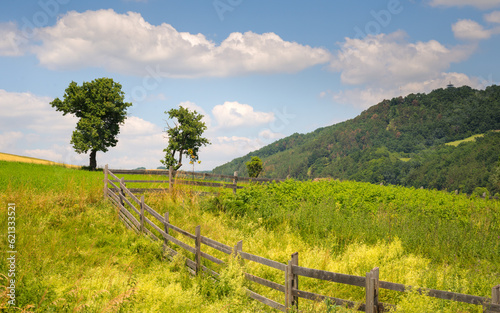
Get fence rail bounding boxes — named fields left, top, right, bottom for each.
left=103, top=165, right=500, bottom=312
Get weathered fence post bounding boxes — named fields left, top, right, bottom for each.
left=233, top=171, right=238, bottom=194
left=103, top=164, right=108, bottom=199
left=365, top=267, right=380, bottom=313
left=119, top=177, right=126, bottom=207
left=195, top=225, right=201, bottom=275
left=140, top=195, right=145, bottom=234
left=285, top=253, right=299, bottom=311
left=169, top=166, right=173, bottom=193
left=163, top=212, right=169, bottom=247
left=233, top=240, right=242, bottom=259
left=285, top=260, right=292, bottom=311
left=291, top=252, right=299, bottom=309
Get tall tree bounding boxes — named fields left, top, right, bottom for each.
left=246, top=156, right=263, bottom=178
left=51, top=78, right=132, bottom=170
left=161, top=106, right=210, bottom=170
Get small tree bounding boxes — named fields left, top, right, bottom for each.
left=246, top=156, right=263, bottom=178
left=161, top=106, right=210, bottom=170
left=51, top=78, right=132, bottom=170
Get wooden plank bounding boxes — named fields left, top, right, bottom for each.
left=117, top=191, right=141, bottom=216
left=128, top=188, right=167, bottom=194
left=164, top=212, right=169, bottom=246
left=119, top=183, right=142, bottom=207
left=118, top=211, right=139, bottom=234
left=380, top=280, right=491, bottom=306
left=142, top=203, right=165, bottom=224
left=140, top=195, right=145, bottom=233
left=245, top=272, right=285, bottom=293
left=163, top=232, right=196, bottom=254
left=200, top=236, right=232, bottom=255
left=107, top=180, right=120, bottom=192
left=484, top=303, right=500, bottom=313
left=246, top=289, right=287, bottom=312
left=291, top=252, right=299, bottom=308
left=285, top=260, right=292, bottom=309
left=121, top=180, right=169, bottom=183
left=143, top=226, right=160, bottom=242
left=292, top=289, right=365, bottom=311
left=166, top=221, right=196, bottom=240
left=293, top=265, right=365, bottom=287
left=118, top=205, right=141, bottom=229
left=103, top=164, right=108, bottom=199
left=200, top=251, right=225, bottom=265
left=195, top=226, right=201, bottom=275
left=143, top=215, right=165, bottom=237
left=239, top=251, right=286, bottom=272
left=106, top=169, right=121, bottom=181
left=365, top=267, right=379, bottom=313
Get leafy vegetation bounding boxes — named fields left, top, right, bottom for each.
left=51, top=78, right=132, bottom=170
left=1, top=161, right=499, bottom=312
left=213, top=85, right=500, bottom=195
left=246, top=156, right=263, bottom=178
left=161, top=106, right=210, bottom=171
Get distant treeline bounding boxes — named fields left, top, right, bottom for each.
left=213, top=85, right=500, bottom=195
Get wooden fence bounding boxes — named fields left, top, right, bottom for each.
left=103, top=166, right=500, bottom=312
left=108, top=166, right=285, bottom=195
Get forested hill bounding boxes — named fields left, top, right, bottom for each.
left=212, top=85, right=500, bottom=195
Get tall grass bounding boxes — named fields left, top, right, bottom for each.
left=1, top=161, right=498, bottom=312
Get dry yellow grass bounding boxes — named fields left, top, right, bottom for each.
left=0, top=152, right=81, bottom=168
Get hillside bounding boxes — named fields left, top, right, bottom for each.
left=0, top=152, right=81, bottom=168
left=212, top=85, right=500, bottom=194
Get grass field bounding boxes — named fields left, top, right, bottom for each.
left=445, top=134, right=485, bottom=147
left=0, top=152, right=81, bottom=168
left=1, top=160, right=499, bottom=312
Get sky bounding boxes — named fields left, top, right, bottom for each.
left=1, top=0, right=499, bottom=171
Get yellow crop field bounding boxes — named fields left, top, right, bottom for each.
left=0, top=152, right=81, bottom=168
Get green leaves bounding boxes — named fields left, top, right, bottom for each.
left=161, top=106, right=210, bottom=170
left=51, top=78, right=132, bottom=169
left=246, top=156, right=263, bottom=178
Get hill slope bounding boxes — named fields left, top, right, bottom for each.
left=212, top=85, right=500, bottom=194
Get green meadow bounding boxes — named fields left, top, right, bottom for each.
left=0, top=161, right=499, bottom=312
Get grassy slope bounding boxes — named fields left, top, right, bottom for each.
left=0, top=152, right=81, bottom=168
left=1, top=161, right=499, bottom=312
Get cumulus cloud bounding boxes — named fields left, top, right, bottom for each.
left=177, top=101, right=212, bottom=128
left=452, top=19, right=498, bottom=40
left=31, top=9, right=331, bottom=77
left=429, top=0, right=500, bottom=9
left=212, top=101, right=275, bottom=129
left=332, top=72, right=482, bottom=109
left=330, top=31, right=473, bottom=88
left=0, top=22, right=32, bottom=56
left=485, top=10, right=500, bottom=23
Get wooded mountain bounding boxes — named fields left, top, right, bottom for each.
left=212, top=85, right=500, bottom=195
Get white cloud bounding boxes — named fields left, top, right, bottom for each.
left=212, top=101, right=275, bottom=129
left=429, top=0, right=500, bottom=9
left=0, top=89, right=77, bottom=134
left=24, top=149, right=63, bottom=161
left=32, top=9, right=331, bottom=78
left=485, top=10, right=500, bottom=23
left=452, top=19, right=495, bottom=40
left=0, top=22, right=27, bottom=56
left=330, top=31, right=473, bottom=87
left=332, top=72, right=481, bottom=108
left=177, top=101, right=212, bottom=128
left=0, top=131, right=24, bottom=151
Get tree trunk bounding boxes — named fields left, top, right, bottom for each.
left=89, top=150, right=97, bottom=171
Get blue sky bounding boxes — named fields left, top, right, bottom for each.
left=1, top=0, right=499, bottom=170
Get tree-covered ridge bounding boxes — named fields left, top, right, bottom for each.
left=212, top=85, right=500, bottom=194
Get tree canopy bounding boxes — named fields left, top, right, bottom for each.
left=161, top=106, right=210, bottom=170
left=51, top=78, right=131, bottom=170
left=246, top=156, right=263, bottom=178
